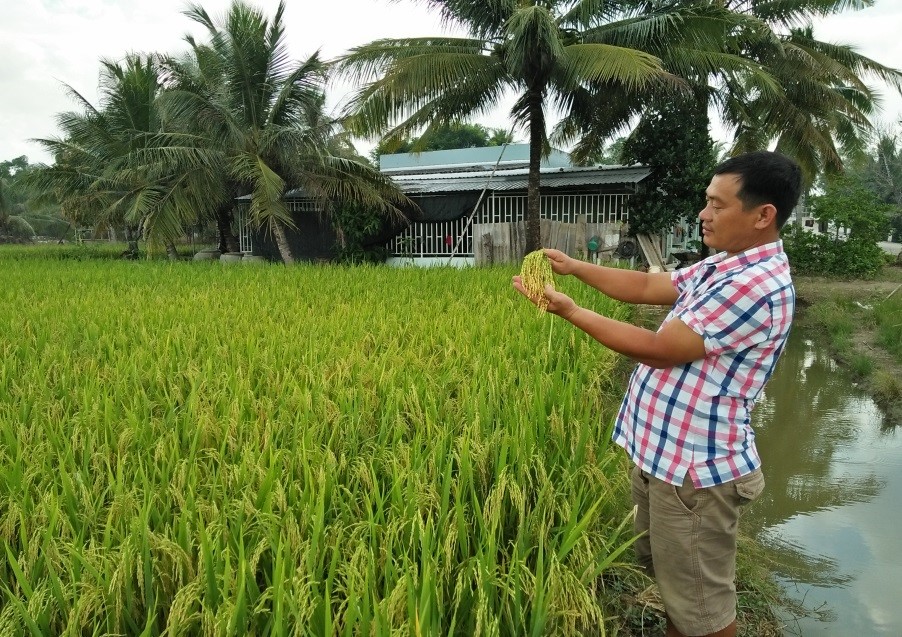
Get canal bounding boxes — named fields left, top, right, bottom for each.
left=749, top=332, right=902, bottom=635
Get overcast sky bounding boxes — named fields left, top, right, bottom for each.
left=2, top=0, right=900, bottom=165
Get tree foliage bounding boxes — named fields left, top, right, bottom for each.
left=1, top=156, right=44, bottom=241
left=810, top=174, right=892, bottom=242
left=156, top=1, right=409, bottom=263
left=27, top=54, right=192, bottom=256
left=340, top=0, right=901, bottom=255
left=561, top=4, right=902, bottom=187
left=371, top=122, right=515, bottom=164
left=845, top=128, right=902, bottom=241
left=784, top=172, right=891, bottom=277
left=24, top=1, right=408, bottom=263
left=619, top=90, right=717, bottom=236
left=338, top=0, right=742, bottom=252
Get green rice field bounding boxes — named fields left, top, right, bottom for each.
left=0, top=246, right=637, bottom=635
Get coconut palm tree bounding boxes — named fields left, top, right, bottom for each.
left=337, top=0, right=769, bottom=252
left=27, top=54, right=214, bottom=258
left=161, top=0, right=407, bottom=264
left=560, top=1, right=902, bottom=185
left=712, top=6, right=902, bottom=184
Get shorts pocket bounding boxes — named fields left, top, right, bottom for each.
left=671, top=480, right=702, bottom=515
left=735, top=470, right=765, bottom=505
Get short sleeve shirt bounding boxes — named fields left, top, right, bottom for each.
left=612, top=241, right=795, bottom=488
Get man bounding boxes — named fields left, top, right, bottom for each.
left=513, top=151, right=803, bottom=637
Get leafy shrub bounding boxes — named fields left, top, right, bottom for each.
left=872, top=370, right=902, bottom=408
left=849, top=353, right=875, bottom=378
left=1, top=215, right=36, bottom=240
left=874, top=294, right=902, bottom=362
left=783, top=226, right=886, bottom=277
left=331, top=203, right=391, bottom=264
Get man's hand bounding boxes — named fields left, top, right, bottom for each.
left=512, top=277, right=579, bottom=319
left=542, top=248, right=577, bottom=276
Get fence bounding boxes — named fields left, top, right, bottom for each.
left=387, top=192, right=631, bottom=260
left=237, top=198, right=321, bottom=254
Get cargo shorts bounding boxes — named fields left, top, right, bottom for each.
left=630, top=465, right=765, bottom=636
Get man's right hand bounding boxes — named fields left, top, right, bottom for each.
left=543, top=248, right=577, bottom=276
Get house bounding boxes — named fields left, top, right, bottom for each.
left=239, top=143, right=662, bottom=265
left=379, top=144, right=651, bottom=266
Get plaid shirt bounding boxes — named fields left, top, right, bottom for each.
left=613, top=241, right=795, bottom=488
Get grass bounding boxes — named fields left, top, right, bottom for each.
left=0, top=246, right=650, bottom=635
left=874, top=290, right=902, bottom=363
left=848, top=353, right=876, bottom=378
left=794, top=264, right=902, bottom=420
left=805, top=298, right=860, bottom=356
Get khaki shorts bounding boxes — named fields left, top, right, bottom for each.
left=631, top=466, right=765, bottom=636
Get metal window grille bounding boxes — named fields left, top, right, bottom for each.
left=287, top=199, right=321, bottom=214
left=388, top=192, right=631, bottom=257
left=236, top=198, right=321, bottom=254
left=236, top=204, right=252, bottom=253
left=482, top=192, right=630, bottom=225
left=387, top=216, right=472, bottom=258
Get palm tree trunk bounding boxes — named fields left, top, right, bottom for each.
left=272, top=221, right=295, bottom=264
left=123, top=225, right=140, bottom=259
left=215, top=206, right=240, bottom=253
left=526, top=87, right=544, bottom=254
left=165, top=240, right=179, bottom=261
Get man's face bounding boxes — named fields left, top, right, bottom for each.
left=698, top=173, right=763, bottom=255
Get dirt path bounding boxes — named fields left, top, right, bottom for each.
left=793, top=275, right=902, bottom=307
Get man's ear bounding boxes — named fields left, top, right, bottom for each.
left=754, top=203, right=778, bottom=229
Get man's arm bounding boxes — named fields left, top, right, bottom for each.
left=544, top=249, right=678, bottom=306
left=511, top=278, right=706, bottom=368
left=565, top=306, right=706, bottom=368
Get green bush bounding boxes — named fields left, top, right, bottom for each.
left=849, top=353, right=875, bottom=378
left=1, top=215, right=36, bottom=240
left=783, top=226, right=886, bottom=277
left=331, top=203, right=392, bottom=264
left=874, top=294, right=902, bottom=362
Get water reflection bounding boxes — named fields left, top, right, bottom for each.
left=748, top=333, right=902, bottom=635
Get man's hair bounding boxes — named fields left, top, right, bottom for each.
left=713, top=151, right=803, bottom=228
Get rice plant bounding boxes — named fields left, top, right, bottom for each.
left=0, top=249, right=637, bottom=635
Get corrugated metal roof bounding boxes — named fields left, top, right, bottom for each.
left=391, top=165, right=651, bottom=194
left=238, top=163, right=650, bottom=201
left=380, top=143, right=571, bottom=173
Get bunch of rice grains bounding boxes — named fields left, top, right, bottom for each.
left=519, top=249, right=555, bottom=314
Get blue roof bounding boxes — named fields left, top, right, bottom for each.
left=380, top=143, right=572, bottom=174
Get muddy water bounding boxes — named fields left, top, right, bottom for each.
left=748, top=333, right=902, bottom=635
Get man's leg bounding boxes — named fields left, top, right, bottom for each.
left=630, top=465, right=655, bottom=576
left=666, top=616, right=736, bottom=637
left=645, top=469, right=764, bottom=636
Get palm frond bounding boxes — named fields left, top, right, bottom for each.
left=557, top=43, right=667, bottom=90
left=750, top=0, right=874, bottom=28
left=341, top=50, right=508, bottom=139
left=399, top=0, right=516, bottom=39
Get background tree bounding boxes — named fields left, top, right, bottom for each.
left=570, top=136, right=626, bottom=166
left=619, top=88, right=717, bottom=238
left=26, top=54, right=207, bottom=258
left=161, top=0, right=407, bottom=264
left=848, top=128, right=902, bottom=241
left=0, top=156, right=69, bottom=240
left=726, top=23, right=900, bottom=184
left=784, top=173, right=891, bottom=277
left=370, top=122, right=516, bottom=164
left=0, top=157, right=33, bottom=240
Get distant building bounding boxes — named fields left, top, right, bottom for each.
left=239, top=143, right=653, bottom=264
left=379, top=144, right=651, bottom=266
